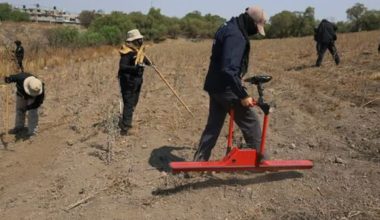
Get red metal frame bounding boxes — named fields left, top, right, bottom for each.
left=226, top=110, right=235, bottom=153
left=258, top=114, right=269, bottom=162
left=170, top=101, right=313, bottom=173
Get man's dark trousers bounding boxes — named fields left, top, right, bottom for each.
left=17, top=58, right=24, bottom=72
left=316, top=42, right=340, bottom=66
left=194, top=90, right=262, bottom=161
left=119, top=74, right=142, bottom=130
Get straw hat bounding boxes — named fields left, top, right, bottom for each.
left=126, top=29, right=144, bottom=42
left=246, top=6, right=267, bottom=36
left=23, top=76, right=43, bottom=97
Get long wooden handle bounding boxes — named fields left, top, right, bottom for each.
left=5, top=86, right=9, bottom=136
left=1, top=85, right=10, bottom=145
left=145, top=56, right=194, bottom=117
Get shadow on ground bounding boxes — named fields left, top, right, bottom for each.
left=152, top=171, right=304, bottom=196
left=286, top=64, right=316, bottom=71
left=0, top=132, right=29, bottom=151
left=149, top=145, right=191, bottom=172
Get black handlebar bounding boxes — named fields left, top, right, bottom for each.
left=244, top=75, right=272, bottom=85
left=244, top=75, right=272, bottom=115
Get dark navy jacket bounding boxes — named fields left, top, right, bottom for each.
left=6, top=72, right=45, bottom=110
left=315, top=20, right=337, bottom=44
left=204, top=17, right=249, bottom=99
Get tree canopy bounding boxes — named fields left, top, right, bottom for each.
left=0, top=3, right=29, bottom=21
left=41, top=3, right=380, bottom=47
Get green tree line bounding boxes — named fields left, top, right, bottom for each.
left=0, top=3, right=29, bottom=21
left=52, top=3, right=380, bottom=47
left=47, top=8, right=226, bottom=47
left=266, top=3, right=380, bottom=38
left=1, top=2, right=379, bottom=47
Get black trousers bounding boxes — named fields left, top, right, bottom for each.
left=316, top=42, right=340, bottom=66
left=16, top=58, right=24, bottom=72
left=119, top=74, right=143, bottom=130
left=194, top=91, right=262, bottom=161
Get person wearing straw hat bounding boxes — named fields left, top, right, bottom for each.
left=4, top=72, right=45, bottom=136
left=118, top=29, right=151, bottom=135
left=193, top=6, right=268, bottom=162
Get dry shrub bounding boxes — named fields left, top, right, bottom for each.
left=0, top=45, right=114, bottom=77
left=369, top=72, right=380, bottom=81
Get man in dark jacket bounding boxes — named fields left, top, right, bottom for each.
left=118, top=29, right=151, bottom=135
left=4, top=72, right=45, bottom=136
left=314, top=19, right=340, bottom=67
left=14, top=40, right=24, bottom=72
left=193, top=6, right=267, bottom=161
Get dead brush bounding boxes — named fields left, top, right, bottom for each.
left=1, top=45, right=114, bottom=77
left=369, top=72, right=380, bottom=81
left=0, top=48, right=19, bottom=148
left=100, top=107, right=119, bottom=165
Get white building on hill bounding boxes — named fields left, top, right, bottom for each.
left=16, top=4, right=80, bottom=24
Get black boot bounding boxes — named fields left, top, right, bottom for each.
left=334, top=53, right=340, bottom=65
left=118, top=121, right=131, bottom=136
left=193, top=150, right=207, bottom=162
left=8, top=127, right=27, bottom=134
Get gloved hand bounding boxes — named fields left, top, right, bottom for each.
left=136, top=63, right=145, bottom=69
left=19, top=107, right=27, bottom=112
left=4, top=76, right=11, bottom=83
left=136, top=64, right=145, bottom=76
left=136, top=64, right=145, bottom=73
left=146, top=59, right=153, bottom=66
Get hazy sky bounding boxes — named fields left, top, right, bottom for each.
left=3, top=0, right=380, bottom=21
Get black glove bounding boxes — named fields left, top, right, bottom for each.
left=136, top=63, right=145, bottom=69
left=19, top=107, right=27, bottom=112
left=4, top=76, right=11, bottom=84
left=136, top=64, right=145, bottom=73
left=136, top=64, right=145, bottom=76
left=146, top=59, right=153, bottom=66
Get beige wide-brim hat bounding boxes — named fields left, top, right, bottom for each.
left=126, top=29, right=144, bottom=42
left=24, top=76, right=43, bottom=97
left=246, top=6, right=268, bottom=36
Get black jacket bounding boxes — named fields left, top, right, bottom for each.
left=204, top=17, right=249, bottom=99
left=315, top=20, right=337, bottom=44
left=118, top=51, right=150, bottom=78
left=15, top=45, right=24, bottom=60
left=5, top=72, right=45, bottom=110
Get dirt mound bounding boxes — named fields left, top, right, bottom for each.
left=0, top=24, right=379, bottom=219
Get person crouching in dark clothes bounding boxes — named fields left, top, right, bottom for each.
left=314, top=19, right=340, bottom=67
left=193, top=6, right=267, bottom=162
left=118, top=29, right=151, bottom=135
left=14, top=40, right=24, bottom=72
left=4, top=72, right=45, bottom=136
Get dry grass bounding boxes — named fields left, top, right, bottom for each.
left=370, top=72, right=380, bottom=81
left=0, top=22, right=379, bottom=219
left=0, top=46, right=116, bottom=76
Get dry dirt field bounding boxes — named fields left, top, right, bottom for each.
left=0, top=23, right=379, bottom=220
